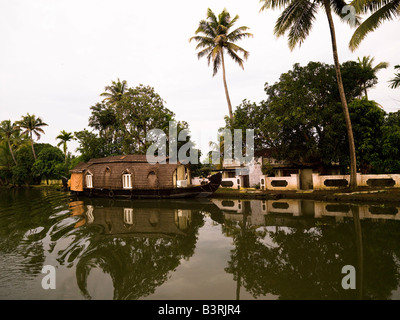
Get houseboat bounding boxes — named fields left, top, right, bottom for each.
left=68, top=154, right=222, bottom=199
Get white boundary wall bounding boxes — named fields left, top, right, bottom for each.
left=260, top=174, right=300, bottom=191
left=220, top=177, right=241, bottom=189
left=313, top=173, right=400, bottom=190
left=357, top=174, right=400, bottom=187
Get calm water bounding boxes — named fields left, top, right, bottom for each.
left=1, top=188, right=400, bottom=300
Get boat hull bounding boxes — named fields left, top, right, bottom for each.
left=70, top=173, right=222, bottom=199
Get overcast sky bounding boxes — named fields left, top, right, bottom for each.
left=1, top=0, right=399, bottom=157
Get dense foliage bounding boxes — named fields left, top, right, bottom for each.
left=226, top=61, right=400, bottom=174
left=75, top=82, right=192, bottom=162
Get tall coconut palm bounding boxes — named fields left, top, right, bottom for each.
left=389, top=65, right=400, bottom=89
left=16, top=113, right=48, bottom=160
left=0, top=120, right=19, bottom=165
left=349, top=0, right=400, bottom=51
left=190, top=8, right=253, bottom=125
left=100, top=78, right=128, bottom=105
left=357, top=55, right=389, bottom=98
left=56, top=130, right=74, bottom=167
left=260, top=0, right=360, bottom=189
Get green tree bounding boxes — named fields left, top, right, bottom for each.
left=375, top=111, right=400, bottom=173
left=0, top=140, right=13, bottom=185
left=349, top=0, right=400, bottom=51
left=0, top=120, right=19, bottom=165
left=31, top=146, right=65, bottom=184
left=348, top=99, right=385, bottom=173
left=56, top=130, right=74, bottom=169
left=389, top=65, right=400, bottom=89
left=16, top=114, right=48, bottom=160
left=357, top=56, right=389, bottom=98
left=74, top=129, right=108, bottom=162
left=260, top=0, right=360, bottom=189
left=227, top=61, right=385, bottom=173
left=77, top=83, right=192, bottom=159
left=189, top=8, right=253, bottom=124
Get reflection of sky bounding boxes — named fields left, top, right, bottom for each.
left=142, top=217, right=277, bottom=300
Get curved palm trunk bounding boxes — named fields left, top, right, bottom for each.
left=7, top=139, right=17, bottom=166
left=30, top=131, right=37, bottom=160
left=323, top=0, right=357, bottom=190
left=220, top=50, right=234, bottom=125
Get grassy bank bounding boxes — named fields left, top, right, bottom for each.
left=212, top=187, right=400, bottom=205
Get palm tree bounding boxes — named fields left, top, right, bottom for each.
left=357, top=56, right=389, bottom=98
left=56, top=130, right=74, bottom=167
left=389, top=65, right=400, bottom=89
left=100, top=78, right=128, bottom=105
left=189, top=8, right=253, bottom=125
left=349, top=0, right=400, bottom=51
left=260, top=0, right=359, bottom=189
left=16, top=113, right=48, bottom=160
left=0, top=120, right=19, bottom=165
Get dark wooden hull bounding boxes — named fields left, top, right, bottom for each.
left=70, top=172, right=222, bottom=199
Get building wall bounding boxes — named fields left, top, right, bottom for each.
left=260, top=174, right=300, bottom=191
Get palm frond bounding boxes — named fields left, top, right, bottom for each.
left=195, top=20, right=217, bottom=38
left=227, top=27, right=253, bottom=42
left=260, top=0, right=293, bottom=11
left=227, top=14, right=240, bottom=29
left=351, top=0, right=394, bottom=13
left=389, top=65, right=400, bottom=89
left=197, top=46, right=213, bottom=60
left=373, top=61, right=389, bottom=71
left=349, top=0, right=399, bottom=50
left=191, top=8, right=251, bottom=77
left=218, top=8, right=231, bottom=26
left=211, top=49, right=222, bottom=77
left=226, top=42, right=250, bottom=60
left=33, top=130, right=41, bottom=140
left=331, top=0, right=362, bottom=26
left=274, top=0, right=318, bottom=50
left=207, top=8, right=219, bottom=26
left=225, top=47, right=245, bottom=69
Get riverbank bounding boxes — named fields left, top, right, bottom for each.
left=211, top=187, right=400, bottom=205
left=2, top=185, right=400, bottom=205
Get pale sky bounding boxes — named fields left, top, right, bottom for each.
left=1, top=0, right=399, bottom=157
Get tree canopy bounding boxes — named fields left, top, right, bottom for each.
left=225, top=60, right=400, bottom=174
left=75, top=82, right=192, bottom=162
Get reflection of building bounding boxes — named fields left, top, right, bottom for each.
left=211, top=198, right=400, bottom=227
left=68, top=200, right=192, bottom=237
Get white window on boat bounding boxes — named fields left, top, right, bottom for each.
left=86, top=173, right=93, bottom=188
left=122, top=174, right=132, bottom=189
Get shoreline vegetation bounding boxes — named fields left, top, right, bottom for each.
left=1, top=5, right=399, bottom=205
left=2, top=184, right=400, bottom=205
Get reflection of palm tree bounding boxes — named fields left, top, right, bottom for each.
left=351, top=206, right=364, bottom=300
